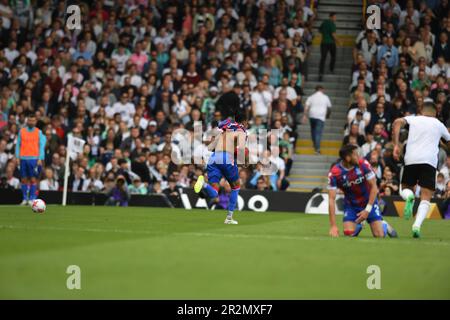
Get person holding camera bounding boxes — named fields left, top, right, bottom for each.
left=105, top=175, right=130, bottom=207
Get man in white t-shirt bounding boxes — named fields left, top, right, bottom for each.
left=251, top=81, right=273, bottom=123
left=112, top=92, right=136, bottom=124
left=302, top=86, right=332, bottom=154
left=392, top=102, right=450, bottom=238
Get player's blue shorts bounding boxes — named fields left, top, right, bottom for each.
left=343, top=199, right=383, bottom=224
left=206, top=151, right=239, bottom=184
left=20, top=159, right=41, bottom=179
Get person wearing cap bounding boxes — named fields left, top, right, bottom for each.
left=128, top=176, right=148, bottom=195
left=105, top=175, right=130, bottom=206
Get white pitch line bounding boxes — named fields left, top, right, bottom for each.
left=0, top=224, right=449, bottom=247
left=182, top=232, right=450, bottom=247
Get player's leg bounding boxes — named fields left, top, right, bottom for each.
left=19, top=159, right=30, bottom=205
left=343, top=221, right=363, bottom=237
left=223, top=162, right=240, bottom=225
left=28, top=159, right=40, bottom=202
left=342, top=206, right=364, bottom=237
left=194, top=153, right=220, bottom=206
left=399, top=165, right=417, bottom=220
left=20, top=177, right=29, bottom=205
left=369, top=220, right=385, bottom=238
left=194, top=170, right=219, bottom=204
left=411, top=164, right=436, bottom=238
left=367, top=201, right=398, bottom=238
left=412, top=187, right=433, bottom=238
left=29, top=177, right=38, bottom=202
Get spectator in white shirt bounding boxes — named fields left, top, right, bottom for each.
left=302, top=85, right=332, bottom=154
left=251, top=81, right=273, bottom=124
left=112, top=92, right=136, bottom=124
left=111, top=44, right=131, bottom=74
left=5, top=166, right=19, bottom=189
left=348, top=98, right=371, bottom=128
left=4, top=40, right=19, bottom=64
left=39, top=167, right=59, bottom=191
left=431, top=56, right=450, bottom=81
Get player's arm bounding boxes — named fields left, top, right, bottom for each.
left=355, top=177, right=378, bottom=224
left=38, top=130, right=47, bottom=165
left=328, top=187, right=339, bottom=237
left=392, top=117, right=407, bottom=160
left=302, top=98, right=310, bottom=124
left=439, top=124, right=450, bottom=151
left=15, top=130, right=21, bottom=162
left=206, top=128, right=222, bottom=151
left=327, top=170, right=339, bottom=237
left=235, top=130, right=248, bottom=166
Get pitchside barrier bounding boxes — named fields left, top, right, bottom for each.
left=0, top=188, right=447, bottom=219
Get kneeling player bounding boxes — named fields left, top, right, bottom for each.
left=328, top=144, right=397, bottom=238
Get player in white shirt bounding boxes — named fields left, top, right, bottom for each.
left=392, top=102, right=450, bottom=238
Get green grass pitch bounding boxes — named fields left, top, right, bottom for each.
left=0, top=205, right=449, bottom=299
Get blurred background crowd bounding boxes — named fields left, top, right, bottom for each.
left=0, top=0, right=320, bottom=202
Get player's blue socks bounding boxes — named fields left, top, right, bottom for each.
left=227, top=188, right=239, bottom=217
left=353, top=223, right=363, bottom=237
left=203, top=183, right=218, bottom=199
left=29, top=184, right=37, bottom=201
left=382, top=221, right=388, bottom=238
left=21, top=184, right=29, bottom=200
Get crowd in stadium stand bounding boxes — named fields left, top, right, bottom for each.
left=0, top=0, right=320, bottom=202
left=349, top=0, right=449, bottom=199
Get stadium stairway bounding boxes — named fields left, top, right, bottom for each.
left=289, top=0, right=362, bottom=192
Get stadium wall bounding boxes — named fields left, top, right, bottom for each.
left=0, top=189, right=446, bottom=219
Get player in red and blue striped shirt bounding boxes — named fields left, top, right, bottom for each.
left=327, top=144, right=397, bottom=238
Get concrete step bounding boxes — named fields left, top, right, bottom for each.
left=290, top=171, right=329, bottom=178
left=303, top=87, right=350, bottom=97
left=289, top=174, right=328, bottom=183
left=297, top=132, right=344, bottom=140
left=287, top=187, right=316, bottom=193
left=293, top=154, right=339, bottom=162
left=299, top=129, right=344, bottom=136
left=306, top=74, right=352, bottom=83
left=307, top=55, right=354, bottom=65
left=290, top=182, right=327, bottom=189
left=296, top=139, right=342, bottom=148
left=308, top=66, right=352, bottom=76
left=308, top=46, right=355, bottom=53
left=304, top=81, right=350, bottom=90
left=319, top=0, right=363, bottom=7
left=292, top=164, right=332, bottom=171
left=317, top=13, right=362, bottom=22
left=295, top=146, right=339, bottom=156
left=298, top=122, right=345, bottom=129
left=290, top=169, right=329, bottom=177
left=314, top=20, right=361, bottom=30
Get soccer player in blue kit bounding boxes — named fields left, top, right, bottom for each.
left=194, top=116, right=248, bottom=225
left=327, top=144, right=397, bottom=238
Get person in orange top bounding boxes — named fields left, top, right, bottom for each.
left=15, top=114, right=47, bottom=205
